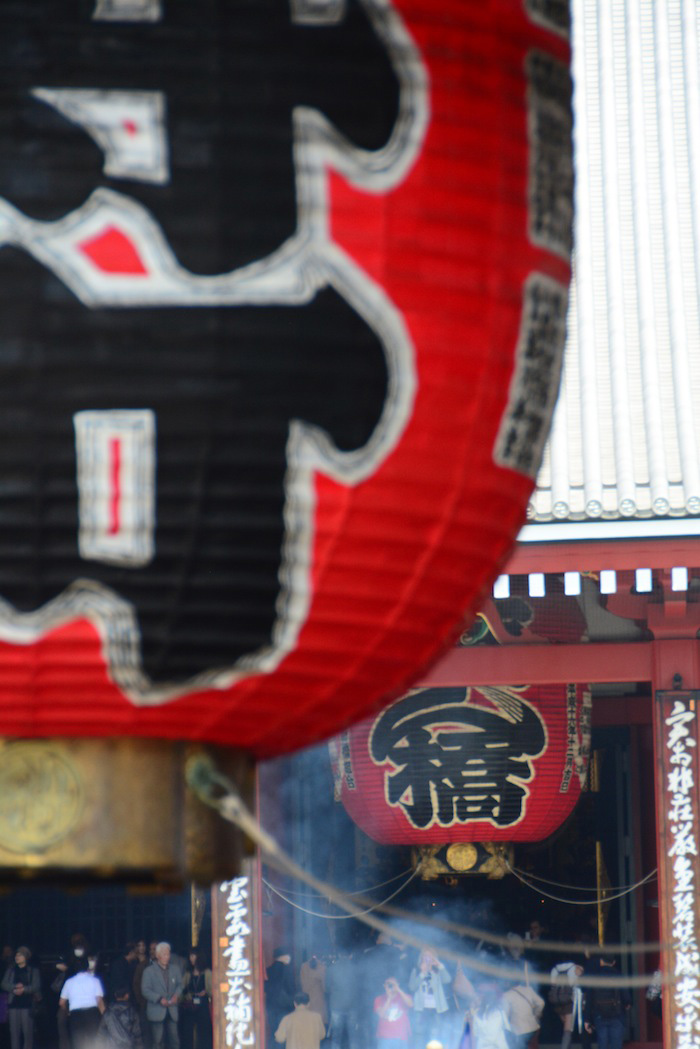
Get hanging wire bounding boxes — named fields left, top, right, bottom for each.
left=186, top=754, right=670, bottom=990
left=506, top=863, right=658, bottom=894
left=262, top=865, right=420, bottom=919
left=263, top=867, right=414, bottom=899
left=358, top=897, right=661, bottom=961
left=505, top=861, right=659, bottom=906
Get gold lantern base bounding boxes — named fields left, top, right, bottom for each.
left=413, top=842, right=512, bottom=880
left=0, top=738, right=253, bottom=886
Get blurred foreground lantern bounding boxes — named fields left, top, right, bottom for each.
left=331, top=683, right=592, bottom=850
left=0, top=1, right=571, bottom=878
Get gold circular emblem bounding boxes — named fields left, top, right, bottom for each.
left=0, top=743, right=83, bottom=853
left=446, top=843, right=479, bottom=872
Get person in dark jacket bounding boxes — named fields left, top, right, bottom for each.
left=1, top=948, right=41, bottom=1049
left=98, top=986, right=143, bottom=1049
left=583, top=956, right=630, bottom=1049
left=266, top=949, right=294, bottom=1048
left=109, top=946, right=138, bottom=1005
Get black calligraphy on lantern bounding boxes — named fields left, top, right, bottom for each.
left=495, top=275, right=568, bottom=479
left=0, top=1, right=427, bottom=701
left=369, top=687, right=547, bottom=829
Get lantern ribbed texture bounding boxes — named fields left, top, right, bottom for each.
left=0, top=1, right=571, bottom=756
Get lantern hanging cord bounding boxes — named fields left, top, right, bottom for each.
left=505, top=860, right=658, bottom=906
left=506, top=861, right=658, bottom=897
left=185, top=754, right=670, bottom=988
left=356, top=897, right=666, bottom=962
left=261, top=866, right=420, bottom=919
left=263, top=867, right=414, bottom=899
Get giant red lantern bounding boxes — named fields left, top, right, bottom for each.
left=0, top=1, right=572, bottom=763
left=332, top=682, right=592, bottom=845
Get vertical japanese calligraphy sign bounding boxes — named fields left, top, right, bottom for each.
left=0, top=1, right=572, bottom=757
left=213, top=861, right=264, bottom=1049
left=653, top=691, right=700, bottom=1049
left=332, top=683, right=591, bottom=843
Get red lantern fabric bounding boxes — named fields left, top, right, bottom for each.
left=331, top=683, right=592, bottom=844
left=0, top=2, right=572, bottom=755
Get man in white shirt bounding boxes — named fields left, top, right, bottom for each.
left=59, top=956, right=105, bottom=1049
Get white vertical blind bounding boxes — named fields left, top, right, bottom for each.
left=531, top=0, right=700, bottom=522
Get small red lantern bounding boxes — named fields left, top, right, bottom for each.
left=332, top=683, right=592, bottom=845
left=0, top=1, right=572, bottom=761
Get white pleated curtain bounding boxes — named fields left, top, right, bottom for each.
left=531, top=0, right=700, bottom=522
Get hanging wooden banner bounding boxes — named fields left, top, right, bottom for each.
left=213, top=860, right=264, bottom=1049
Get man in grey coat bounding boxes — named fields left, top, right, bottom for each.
left=141, top=943, right=183, bottom=1049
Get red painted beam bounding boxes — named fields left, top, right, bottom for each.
left=422, top=638, right=700, bottom=691
left=420, top=641, right=654, bottom=686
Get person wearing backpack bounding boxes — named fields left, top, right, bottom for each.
left=583, top=956, right=630, bottom=1049
left=502, top=980, right=544, bottom=1049
left=548, top=962, right=583, bottom=1049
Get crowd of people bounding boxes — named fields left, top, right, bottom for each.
left=0, top=937, right=212, bottom=1049
left=266, top=921, right=637, bottom=1049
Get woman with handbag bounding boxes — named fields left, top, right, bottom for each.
left=180, top=949, right=212, bottom=1049
left=548, top=962, right=583, bottom=1049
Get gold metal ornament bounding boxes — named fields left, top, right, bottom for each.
left=0, top=738, right=253, bottom=885
left=445, top=842, right=479, bottom=871
left=413, top=841, right=512, bottom=880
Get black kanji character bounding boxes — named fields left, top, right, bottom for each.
left=0, top=248, right=388, bottom=684
left=0, top=0, right=400, bottom=275
left=0, top=1, right=409, bottom=689
left=369, top=688, right=546, bottom=828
